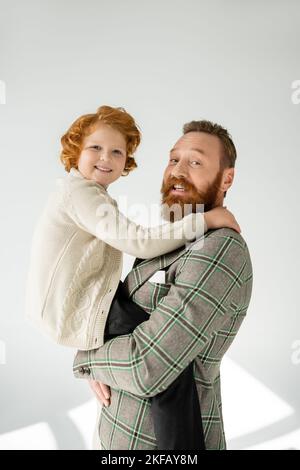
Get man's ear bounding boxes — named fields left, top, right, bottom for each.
left=221, top=168, right=235, bottom=193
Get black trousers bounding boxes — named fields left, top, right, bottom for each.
left=103, top=280, right=206, bottom=450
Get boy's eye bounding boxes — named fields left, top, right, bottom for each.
left=89, top=146, right=123, bottom=155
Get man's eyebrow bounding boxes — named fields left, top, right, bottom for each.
left=190, top=147, right=207, bottom=156
left=169, top=147, right=207, bottom=156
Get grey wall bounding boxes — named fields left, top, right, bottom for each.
left=0, top=0, right=299, bottom=450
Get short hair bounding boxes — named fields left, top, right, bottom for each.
left=182, top=119, right=237, bottom=169
left=60, top=105, right=141, bottom=176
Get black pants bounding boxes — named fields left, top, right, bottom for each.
left=103, top=280, right=206, bottom=450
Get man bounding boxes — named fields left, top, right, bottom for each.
left=73, top=120, right=253, bottom=450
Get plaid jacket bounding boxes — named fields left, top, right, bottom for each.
left=73, top=227, right=253, bottom=450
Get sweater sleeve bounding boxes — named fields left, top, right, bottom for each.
left=66, top=176, right=207, bottom=259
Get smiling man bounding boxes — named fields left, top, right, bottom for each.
left=161, top=120, right=235, bottom=219
left=73, top=119, right=253, bottom=450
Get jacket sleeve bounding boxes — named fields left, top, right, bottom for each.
left=73, top=233, right=248, bottom=397
left=66, top=178, right=207, bottom=259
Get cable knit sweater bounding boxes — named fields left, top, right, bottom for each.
left=25, top=168, right=206, bottom=350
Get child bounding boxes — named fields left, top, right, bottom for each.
left=25, top=105, right=239, bottom=351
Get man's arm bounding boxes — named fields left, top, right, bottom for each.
left=73, top=233, right=247, bottom=398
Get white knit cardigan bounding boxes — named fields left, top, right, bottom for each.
left=25, top=168, right=206, bottom=350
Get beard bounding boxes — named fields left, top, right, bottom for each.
left=160, top=169, right=224, bottom=222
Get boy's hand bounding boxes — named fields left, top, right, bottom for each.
left=204, top=206, right=241, bottom=233
left=88, top=379, right=111, bottom=407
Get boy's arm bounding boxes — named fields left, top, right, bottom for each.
left=67, top=177, right=207, bottom=259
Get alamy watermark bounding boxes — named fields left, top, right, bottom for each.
left=0, top=80, right=6, bottom=104
left=291, top=340, right=300, bottom=366
left=0, top=340, right=6, bottom=365
left=94, top=197, right=206, bottom=250
left=291, top=80, right=300, bottom=104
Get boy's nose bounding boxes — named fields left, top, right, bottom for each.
left=100, top=153, right=111, bottom=162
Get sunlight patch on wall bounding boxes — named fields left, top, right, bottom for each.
left=0, top=422, right=57, bottom=450
left=221, top=357, right=294, bottom=441
left=67, top=398, right=98, bottom=450
left=245, top=428, right=300, bottom=450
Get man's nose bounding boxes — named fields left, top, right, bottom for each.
left=171, top=162, right=188, bottom=179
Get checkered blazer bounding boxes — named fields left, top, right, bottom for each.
left=73, top=227, right=253, bottom=450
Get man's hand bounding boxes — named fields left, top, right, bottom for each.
left=88, top=379, right=111, bottom=407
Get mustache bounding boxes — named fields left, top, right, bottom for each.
left=162, top=176, right=195, bottom=193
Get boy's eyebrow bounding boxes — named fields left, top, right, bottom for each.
left=85, top=140, right=100, bottom=145
left=86, top=141, right=125, bottom=151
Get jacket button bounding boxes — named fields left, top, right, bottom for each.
left=83, top=367, right=91, bottom=375
left=79, top=367, right=85, bottom=375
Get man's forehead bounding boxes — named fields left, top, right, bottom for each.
left=173, top=131, right=220, bottom=150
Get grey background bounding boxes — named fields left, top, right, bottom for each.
left=0, top=0, right=299, bottom=450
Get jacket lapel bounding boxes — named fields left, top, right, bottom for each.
left=123, top=245, right=186, bottom=297
left=124, top=230, right=208, bottom=298
left=123, top=230, right=217, bottom=297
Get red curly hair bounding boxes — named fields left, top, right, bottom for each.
left=60, top=105, right=141, bottom=176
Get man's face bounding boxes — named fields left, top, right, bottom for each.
left=160, top=131, right=231, bottom=221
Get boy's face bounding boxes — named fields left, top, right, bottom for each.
left=77, top=124, right=127, bottom=189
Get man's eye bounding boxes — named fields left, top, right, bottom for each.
left=169, top=159, right=178, bottom=164
left=191, top=161, right=201, bottom=166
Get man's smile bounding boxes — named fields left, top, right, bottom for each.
left=170, top=183, right=191, bottom=195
